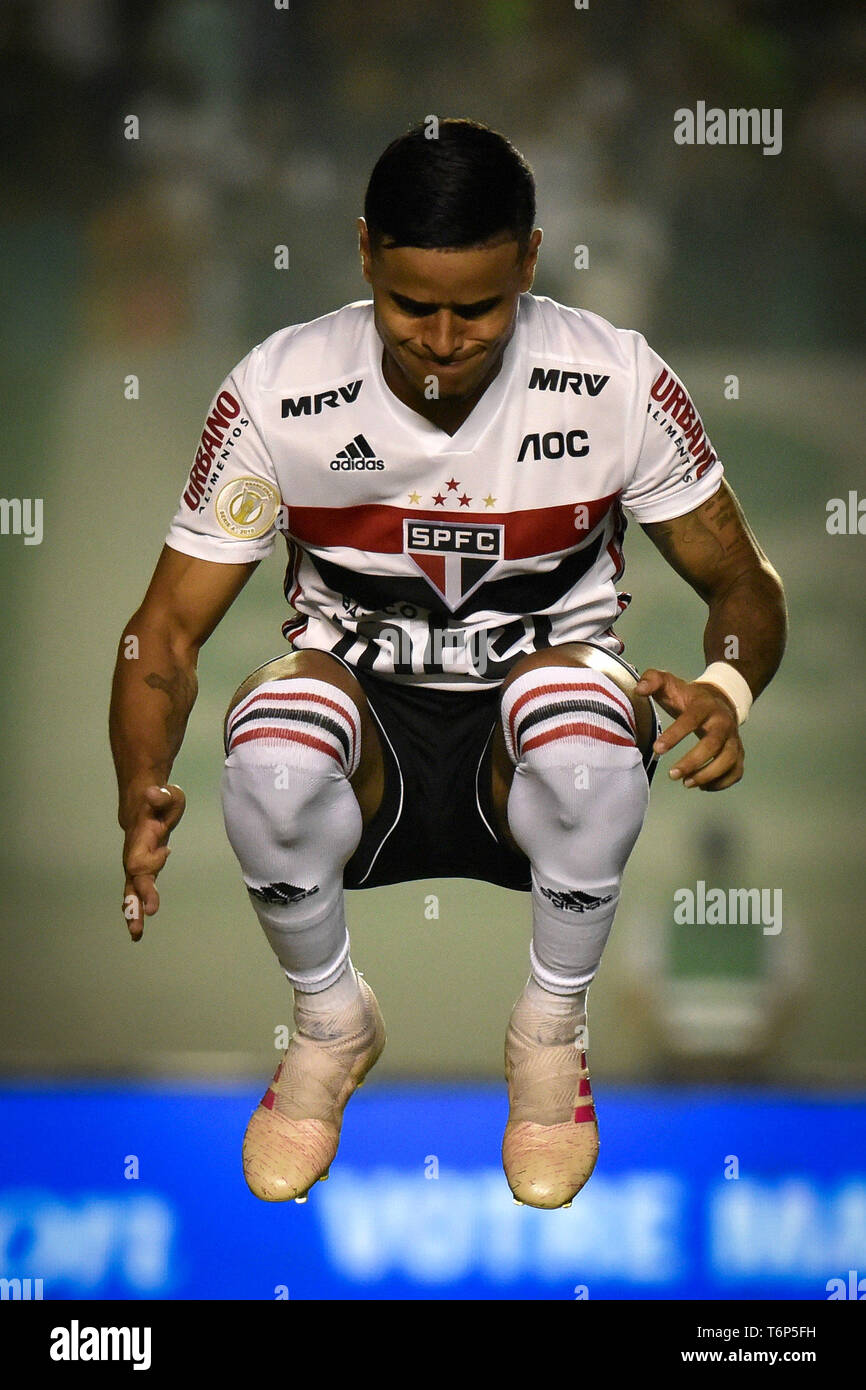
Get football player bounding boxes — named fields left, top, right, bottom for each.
left=110, top=120, right=786, bottom=1208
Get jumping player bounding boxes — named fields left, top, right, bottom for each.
left=110, top=120, right=786, bottom=1210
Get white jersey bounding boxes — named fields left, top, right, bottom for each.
left=165, top=294, right=723, bottom=689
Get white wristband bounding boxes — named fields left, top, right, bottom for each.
left=694, top=662, right=753, bottom=725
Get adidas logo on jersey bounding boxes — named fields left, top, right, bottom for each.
left=330, top=433, right=385, bottom=470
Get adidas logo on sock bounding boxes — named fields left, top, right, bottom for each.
left=330, top=434, right=385, bottom=471
left=538, top=885, right=615, bottom=913
left=248, top=881, right=320, bottom=905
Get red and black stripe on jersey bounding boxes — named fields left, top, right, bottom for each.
left=281, top=493, right=618, bottom=621
left=304, top=529, right=607, bottom=620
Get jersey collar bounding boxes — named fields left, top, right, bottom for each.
left=366, top=294, right=525, bottom=456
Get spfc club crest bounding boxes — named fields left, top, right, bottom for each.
left=403, top=518, right=504, bottom=612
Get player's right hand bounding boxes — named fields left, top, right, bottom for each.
left=121, top=784, right=187, bottom=940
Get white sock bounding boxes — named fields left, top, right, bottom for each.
left=221, top=678, right=363, bottom=994
left=502, top=667, right=650, bottom=994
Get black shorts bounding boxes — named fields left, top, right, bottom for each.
left=334, top=649, right=659, bottom=894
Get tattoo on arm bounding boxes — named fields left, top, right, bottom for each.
left=641, top=482, right=787, bottom=697
left=144, top=667, right=197, bottom=748
left=642, top=483, right=769, bottom=600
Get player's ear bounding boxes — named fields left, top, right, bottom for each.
left=520, top=228, right=543, bottom=291
left=357, top=218, right=373, bottom=282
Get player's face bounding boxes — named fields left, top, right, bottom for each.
left=359, top=222, right=541, bottom=402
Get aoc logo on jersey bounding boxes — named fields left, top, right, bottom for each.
left=518, top=430, right=589, bottom=461
left=215, top=476, right=281, bottom=538
left=404, top=519, right=503, bottom=612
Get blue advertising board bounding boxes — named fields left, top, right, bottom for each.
left=1, top=1083, right=864, bottom=1300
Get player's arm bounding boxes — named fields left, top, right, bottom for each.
left=634, top=479, right=787, bottom=790
left=110, top=544, right=259, bottom=938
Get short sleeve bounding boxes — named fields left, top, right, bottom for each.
left=621, top=339, right=724, bottom=524
left=165, top=347, right=282, bottom=564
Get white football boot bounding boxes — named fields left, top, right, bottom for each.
left=243, top=974, right=385, bottom=1202
left=502, top=989, right=598, bottom=1209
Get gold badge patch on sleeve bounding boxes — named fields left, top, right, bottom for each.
left=215, top=477, right=280, bottom=539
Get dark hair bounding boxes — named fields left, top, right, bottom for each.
left=364, top=119, right=536, bottom=254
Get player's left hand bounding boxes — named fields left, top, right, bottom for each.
left=634, top=667, right=744, bottom=791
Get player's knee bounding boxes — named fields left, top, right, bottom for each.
left=221, top=678, right=363, bottom=872
left=501, top=647, right=655, bottom=762
left=225, top=677, right=361, bottom=779
left=500, top=664, right=641, bottom=770
left=501, top=664, right=648, bottom=870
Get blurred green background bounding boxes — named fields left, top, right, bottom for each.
left=0, top=0, right=863, bottom=1084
